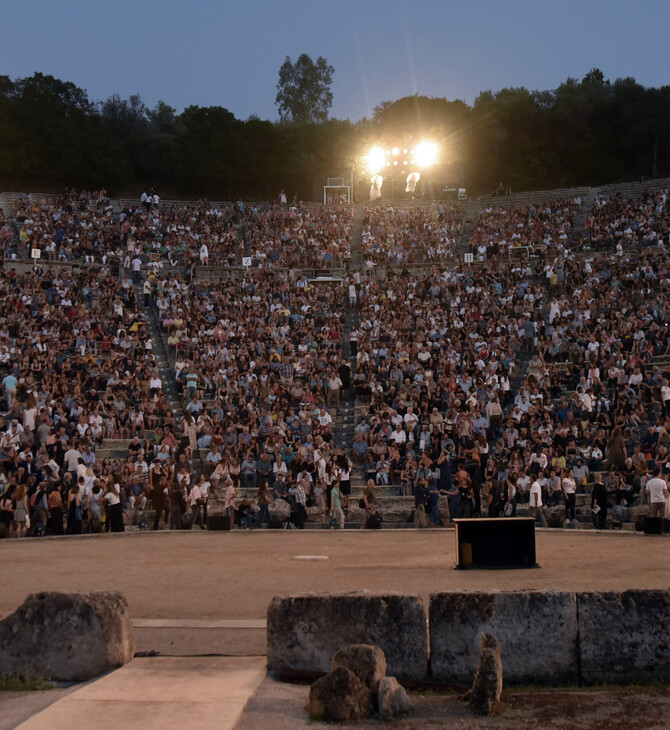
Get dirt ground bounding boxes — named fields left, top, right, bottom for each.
left=2, top=529, right=670, bottom=729
left=1, top=529, right=669, bottom=620
left=238, top=677, right=670, bottom=730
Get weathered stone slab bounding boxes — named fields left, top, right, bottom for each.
left=267, top=592, right=427, bottom=683
left=430, top=591, right=578, bottom=684
left=578, top=590, right=670, bottom=683
left=0, top=591, right=134, bottom=681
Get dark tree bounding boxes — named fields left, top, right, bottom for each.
left=275, top=54, right=334, bottom=123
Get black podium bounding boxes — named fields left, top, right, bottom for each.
left=454, top=518, right=538, bottom=569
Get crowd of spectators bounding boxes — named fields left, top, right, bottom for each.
left=469, top=198, right=580, bottom=258
left=3, top=183, right=670, bottom=536
left=0, top=262, right=173, bottom=536
left=362, top=203, right=462, bottom=265
left=9, top=191, right=351, bottom=273
left=578, top=188, right=670, bottom=251
left=349, top=240, right=670, bottom=527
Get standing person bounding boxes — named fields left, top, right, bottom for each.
left=606, top=426, right=627, bottom=471
left=187, top=481, right=205, bottom=529
left=47, top=486, right=64, bottom=535
left=330, top=480, right=345, bottom=529
left=413, top=476, right=428, bottom=528
left=361, top=479, right=377, bottom=528
left=591, top=473, right=609, bottom=530
left=224, top=479, right=237, bottom=527
left=257, top=479, right=274, bottom=526
left=169, top=480, right=185, bottom=530
left=12, top=484, right=29, bottom=537
left=337, top=453, right=352, bottom=510
left=646, top=468, right=670, bottom=518
left=67, top=484, right=83, bottom=535
left=152, top=476, right=170, bottom=530
left=529, top=473, right=547, bottom=527
left=562, top=467, right=577, bottom=525
left=104, top=481, right=125, bottom=533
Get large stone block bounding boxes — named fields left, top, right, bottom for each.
left=0, top=591, right=134, bottom=681
left=430, top=591, right=578, bottom=684
left=267, top=592, right=427, bottom=683
left=578, top=590, right=670, bottom=683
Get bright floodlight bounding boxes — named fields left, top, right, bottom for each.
left=415, top=141, right=438, bottom=167
left=392, top=147, right=400, bottom=156
left=366, top=147, right=386, bottom=173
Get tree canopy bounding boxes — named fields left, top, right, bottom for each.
left=275, top=54, right=334, bottom=124
left=0, top=68, right=668, bottom=199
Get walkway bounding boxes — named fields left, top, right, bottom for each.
left=16, top=656, right=266, bottom=730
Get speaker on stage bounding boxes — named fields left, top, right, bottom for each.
left=455, top=518, right=537, bottom=569
left=207, top=514, right=232, bottom=531
left=644, top=516, right=663, bottom=535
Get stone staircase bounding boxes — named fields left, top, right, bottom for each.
left=349, top=203, right=364, bottom=270
left=569, top=186, right=599, bottom=245
left=133, top=279, right=184, bottom=418
left=458, top=199, right=480, bottom=256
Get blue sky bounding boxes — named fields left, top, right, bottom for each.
left=2, top=0, right=669, bottom=121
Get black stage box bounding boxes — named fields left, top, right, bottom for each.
left=454, top=518, right=537, bottom=569
left=207, top=514, right=232, bottom=531
left=644, top=516, right=663, bottom=535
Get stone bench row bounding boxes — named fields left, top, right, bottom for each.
left=267, top=590, right=670, bottom=686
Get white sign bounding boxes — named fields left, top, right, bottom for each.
left=31, top=248, right=41, bottom=260
left=242, top=257, right=252, bottom=267
left=463, top=253, right=473, bottom=263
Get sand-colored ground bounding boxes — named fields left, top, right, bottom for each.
left=2, top=529, right=669, bottom=620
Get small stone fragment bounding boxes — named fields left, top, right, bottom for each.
left=378, top=676, right=412, bottom=720
left=470, top=632, right=503, bottom=716
left=306, top=665, right=371, bottom=721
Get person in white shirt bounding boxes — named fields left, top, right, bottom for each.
left=187, top=482, right=205, bottom=529
left=529, top=472, right=547, bottom=526
left=562, top=468, right=577, bottom=524
left=646, top=468, right=669, bottom=518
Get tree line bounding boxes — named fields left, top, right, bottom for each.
left=0, top=68, right=669, bottom=200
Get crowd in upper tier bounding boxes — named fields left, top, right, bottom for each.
left=468, top=198, right=580, bottom=258
left=362, top=203, right=462, bottom=264
left=8, top=191, right=351, bottom=271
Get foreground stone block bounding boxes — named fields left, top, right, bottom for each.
left=578, top=590, right=670, bottom=683
left=306, top=665, right=370, bottom=721
left=470, top=633, right=503, bottom=716
left=378, top=676, right=412, bottom=720
left=332, top=644, right=386, bottom=692
left=430, top=591, right=578, bottom=684
left=268, top=593, right=427, bottom=683
left=0, top=591, right=134, bottom=681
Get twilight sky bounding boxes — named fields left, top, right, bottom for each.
left=2, top=0, right=669, bottom=122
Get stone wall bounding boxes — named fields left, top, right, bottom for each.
left=429, top=591, right=578, bottom=684
left=268, top=589, right=670, bottom=686
left=267, top=592, right=427, bottom=684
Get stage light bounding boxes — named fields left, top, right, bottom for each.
left=365, top=146, right=386, bottom=174
left=386, top=161, right=391, bottom=166
left=392, top=147, right=400, bottom=156
left=403, top=160, right=408, bottom=165
left=403, top=149, right=408, bottom=154
left=415, top=141, right=438, bottom=167
left=385, top=150, right=391, bottom=156
left=393, top=160, right=398, bottom=166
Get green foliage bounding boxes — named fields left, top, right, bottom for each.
left=276, top=54, right=334, bottom=124
left=0, top=672, right=52, bottom=691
